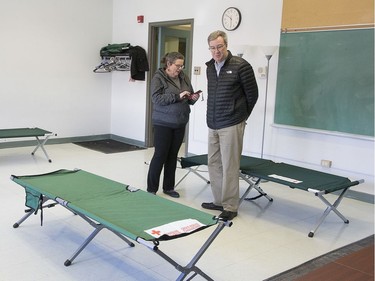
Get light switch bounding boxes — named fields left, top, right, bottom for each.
left=193, top=66, right=201, bottom=75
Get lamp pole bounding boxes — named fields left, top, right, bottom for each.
left=260, top=54, right=272, bottom=159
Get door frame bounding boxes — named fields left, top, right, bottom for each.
left=145, top=19, right=194, bottom=153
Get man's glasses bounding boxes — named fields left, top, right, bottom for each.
left=208, top=44, right=225, bottom=51
left=174, top=64, right=184, bottom=69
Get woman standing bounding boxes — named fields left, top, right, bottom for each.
left=147, top=52, right=200, bottom=198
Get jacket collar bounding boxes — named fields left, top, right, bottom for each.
left=206, top=50, right=233, bottom=67
left=157, top=68, right=187, bottom=89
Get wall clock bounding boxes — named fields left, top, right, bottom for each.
left=222, top=7, right=242, bottom=31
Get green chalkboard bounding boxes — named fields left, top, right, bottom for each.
left=274, top=29, right=374, bottom=136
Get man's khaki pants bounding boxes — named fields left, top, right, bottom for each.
left=208, top=121, right=245, bottom=212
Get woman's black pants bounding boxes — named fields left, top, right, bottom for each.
left=147, top=125, right=185, bottom=193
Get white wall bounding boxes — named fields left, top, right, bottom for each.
left=111, top=0, right=374, bottom=196
left=110, top=0, right=283, bottom=145
left=1, top=0, right=373, bottom=196
left=0, top=0, right=113, bottom=138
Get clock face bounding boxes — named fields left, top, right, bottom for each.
left=222, top=7, right=242, bottom=31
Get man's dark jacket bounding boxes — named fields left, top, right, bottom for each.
left=205, top=51, right=258, bottom=129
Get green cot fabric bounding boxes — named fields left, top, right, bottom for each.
left=243, top=162, right=358, bottom=193
left=180, top=154, right=274, bottom=170
left=239, top=156, right=274, bottom=171
left=180, top=154, right=208, bottom=168
left=12, top=170, right=217, bottom=241
left=25, top=187, right=42, bottom=210
left=0, top=128, right=51, bottom=138
left=181, top=154, right=359, bottom=194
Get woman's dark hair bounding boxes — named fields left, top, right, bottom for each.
left=161, top=52, right=184, bottom=68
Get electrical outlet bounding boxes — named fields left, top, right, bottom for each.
left=321, top=159, right=332, bottom=168
left=257, top=66, right=267, bottom=79
left=193, top=66, right=201, bottom=75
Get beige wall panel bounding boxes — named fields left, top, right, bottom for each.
left=282, top=0, right=374, bottom=29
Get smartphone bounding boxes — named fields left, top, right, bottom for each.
left=188, top=90, right=202, bottom=104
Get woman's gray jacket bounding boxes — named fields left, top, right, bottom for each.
left=151, top=68, right=194, bottom=128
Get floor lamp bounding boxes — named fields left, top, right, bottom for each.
left=260, top=46, right=277, bottom=159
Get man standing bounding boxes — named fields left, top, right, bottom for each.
left=201, top=30, right=258, bottom=220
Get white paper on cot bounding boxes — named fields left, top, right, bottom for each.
left=145, top=219, right=206, bottom=238
left=268, top=174, right=303, bottom=184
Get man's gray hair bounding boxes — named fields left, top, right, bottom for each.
left=207, top=30, right=228, bottom=46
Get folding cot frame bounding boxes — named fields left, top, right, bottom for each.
left=11, top=169, right=231, bottom=281
left=0, top=127, right=55, bottom=162
left=176, top=157, right=273, bottom=203
left=178, top=154, right=364, bottom=238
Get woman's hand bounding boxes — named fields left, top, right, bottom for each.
left=179, top=91, right=191, bottom=99
left=189, top=92, right=200, bottom=101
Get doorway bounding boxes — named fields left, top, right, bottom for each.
left=145, top=19, right=194, bottom=153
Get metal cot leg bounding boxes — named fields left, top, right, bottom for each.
left=240, top=174, right=273, bottom=205
left=13, top=209, right=35, bottom=228
left=140, top=221, right=231, bottom=281
left=308, top=188, right=350, bottom=238
left=175, top=166, right=210, bottom=188
left=64, top=211, right=135, bottom=266
left=32, top=135, right=52, bottom=162
left=64, top=227, right=103, bottom=266
left=13, top=197, right=57, bottom=228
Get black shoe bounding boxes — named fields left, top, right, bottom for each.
left=219, top=210, right=237, bottom=221
left=163, top=190, right=180, bottom=198
left=201, top=202, right=224, bottom=211
left=148, top=191, right=156, bottom=195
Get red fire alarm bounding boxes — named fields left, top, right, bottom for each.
left=137, top=15, right=144, bottom=23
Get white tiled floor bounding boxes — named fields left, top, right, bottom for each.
left=0, top=143, right=373, bottom=281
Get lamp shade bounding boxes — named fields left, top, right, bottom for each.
left=232, top=44, right=248, bottom=57
left=261, top=46, right=278, bottom=56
